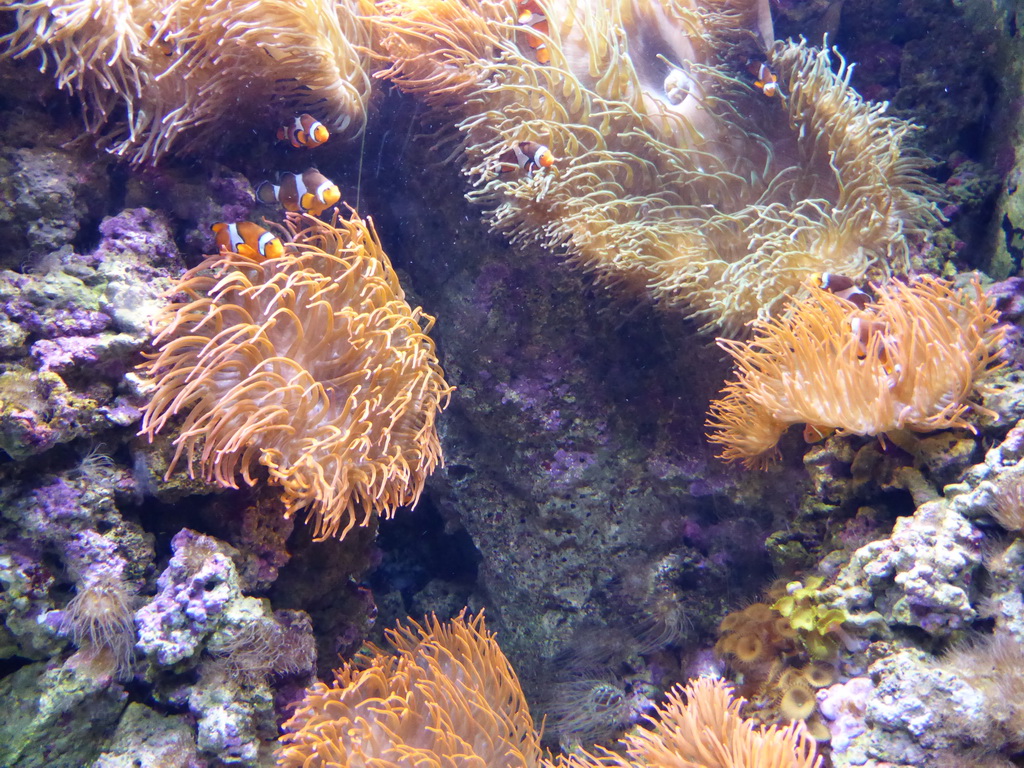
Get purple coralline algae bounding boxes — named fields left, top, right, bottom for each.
left=136, top=530, right=239, bottom=668
left=0, top=542, right=61, bottom=660
left=945, top=421, right=1024, bottom=641
left=0, top=206, right=186, bottom=460
left=90, top=207, right=189, bottom=334
left=136, top=529, right=316, bottom=765
left=817, top=676, right=874, bottom=758
left=0, top=465, right=152, bottom=669
left=124, top=166, right=256, bottom=257
left=864, top=648, right=989, bottom=765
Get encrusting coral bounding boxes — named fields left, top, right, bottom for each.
left=0, top=0, right=375, bottom=162
left=139, top=212, right=452, bottom=541
left=706, top=276, right=1005, bottom=467
left=374, top=0, right=939, bottom=334
left=278, top=613, right=822, bottom=768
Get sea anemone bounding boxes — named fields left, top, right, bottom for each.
left=557, top=677, right=822, bottom=768
left=546, top=678, right=658, bottom=748
left=707, top=275, right=1005, bottom=468
left=993, top=474, right=1024, bottom=533
left=374, top=0, right=939, bottom=334
left=940, top=634, right=1024, bottom=754
left=139, top=212, right=452, bottom=541
left=0, top=0, right=375, bottom=162
left=276, top=612, right=541, bottom=767
left=61, top=571, right=136, bottom=679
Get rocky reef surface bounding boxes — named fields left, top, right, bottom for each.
left=0, top=0, right=1023, bottom=765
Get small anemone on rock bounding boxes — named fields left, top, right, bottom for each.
left=61, top=572, right=137, bottom=679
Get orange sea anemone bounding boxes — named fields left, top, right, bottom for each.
left=276, top=612, right=542, bottom=768
left=374, top=0, right=939, bottom=335
left=555, top=677, right=822, bottom=768
left=707, top=275, right=1005, bottom=468
left=139, top=212, right=452, bottom=540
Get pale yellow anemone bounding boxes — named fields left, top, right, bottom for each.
left=375, top=0, right=940, bottom=335
left=1, top=0, right=375, bottom=162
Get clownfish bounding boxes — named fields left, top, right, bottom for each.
left=255, top=169, right=341, bottom=216
left=750, top=61, right=780, bottom=98
left=811, top=272, right=872, bottom=309
left=497, top=141, right=557, bottom=175
left=144, top=21, right=175, bottom=57
left=803, top=423, right=835, bottom=443
left=517, top=0, right=550, bottom=65
left=211, top=221, right=284, bottom=262
left=277, top=114, right=330, bottom=149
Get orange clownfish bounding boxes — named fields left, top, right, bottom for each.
left=144, top=21, right=175, bottom=57
left=750, top=62, right=780, bottom=98
left=803, top=423, right=835, bottom=444
left=497, top=141, right=557, bottom=175
left=255, top=168, right=341, bottom=216
left=811, top=272, right=872, bottom=310
left=277, top=114, right=330, bottom=149
left=848, top=312, right=899, bottom=369
left=212, top=221, right=284, bottom=262
left=517, top=0, right=550, bottom=65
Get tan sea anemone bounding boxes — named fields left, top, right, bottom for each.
left=555, top=677, right=822, bottom=768
left=139, top=212, right=452, bottom=540
left=276, top=612, right=542, bottom=768
left=278, top=614, right=820, bottom=768
left=374, top=0, right=940, bottom=335
left=706, top=275, right=1005, bottom=468
left=1, top=0, right=375, bottom=162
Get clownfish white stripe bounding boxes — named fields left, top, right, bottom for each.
left=315, top=180, right=334, bottom=202
left=226, top=223, right=245, bottom=250
left=256, top=231, right=278, bottom=256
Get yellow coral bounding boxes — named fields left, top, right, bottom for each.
left=139, top=212, right=452, bottom=541
left=1, top=0, right=375, bottom=162
left=707, top=276, right=1005, bottom=468
left=276, top=612, right=542, bottom=768
left=374, top=0, right=939, bottom=334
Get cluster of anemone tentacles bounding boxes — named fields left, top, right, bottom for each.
left=277, top=612, right=822, bottom=768
left=3, top=0, right=942, bottom=333
left=0, top=0, right=374, bottom=162
left=706, top=275, right=1005, bottom=468
left=373, top=0, right=941, bottom=335
left=139, top=213, right=452, bottom=541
